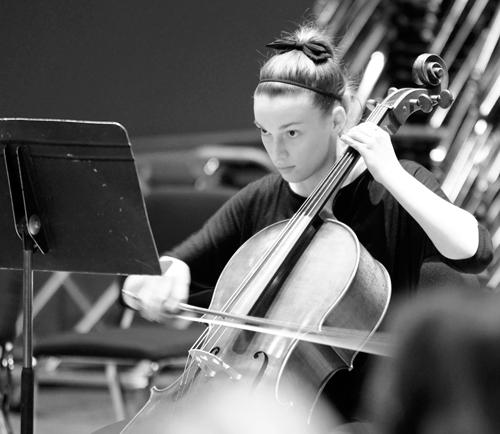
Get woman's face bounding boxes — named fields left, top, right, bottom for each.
left=253, top=93, right=341, bottom=195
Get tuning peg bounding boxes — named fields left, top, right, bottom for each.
left=416, top=94, right=434, bottom=113
left=437, top=90, right=453, bottom=109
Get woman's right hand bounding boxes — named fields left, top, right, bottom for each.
left=121, top=256, right=190, bottom=325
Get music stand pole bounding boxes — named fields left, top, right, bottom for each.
left=12, top=218, right=42, bottom=434
left=21, top=232, right=34, bottom=434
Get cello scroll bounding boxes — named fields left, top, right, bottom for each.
left=371, top=53, right=454, bottom=134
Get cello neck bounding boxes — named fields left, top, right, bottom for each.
left=295, top=95, right=392, bottom=221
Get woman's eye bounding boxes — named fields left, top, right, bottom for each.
left=288, top=130, right=298, bottom=138
left=260, top=128, right=270, bottom=136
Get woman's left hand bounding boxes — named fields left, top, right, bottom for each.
left=340, top=121, right=401, bottom=185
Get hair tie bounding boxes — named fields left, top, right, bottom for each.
left=266, top=38, right=332, bottom=63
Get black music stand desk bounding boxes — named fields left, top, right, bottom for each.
left=0, top=118, right=161, bottom=434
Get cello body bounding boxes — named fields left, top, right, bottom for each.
left=121, top=218, right=391, bottom=433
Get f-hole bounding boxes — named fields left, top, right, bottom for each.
left=251, top=351, right=269, bottom=389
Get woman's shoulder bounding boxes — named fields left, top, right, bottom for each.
left=350, top=159, right=441, bottom=205
left=399, top=159, right=434, bottom=179
left=233, top=173, right=283, bottom=200
left=217, top=173, right=287, bottom=231
left=398, top=159, right=447, bottom=195
left=348, top=159, right=432, bottom=189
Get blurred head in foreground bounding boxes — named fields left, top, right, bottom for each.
left=171, top=381, right=341, bottom=434
left=365, top=287, right=500, bottom=434
left=128, top=374, right=342, bottom=434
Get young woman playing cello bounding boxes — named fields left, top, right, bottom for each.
left=123, top=22, right=493, bottom=424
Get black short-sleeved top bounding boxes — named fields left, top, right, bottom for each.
left=171, top=160, right=492, bottom=297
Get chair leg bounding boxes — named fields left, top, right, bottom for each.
left=146, top=362, right=161, bottom=388
left=143, top=362, right=160, bottom=403
left=105, top=363, right=126, bottom=421
left=0, top=344, right=14, bottom=434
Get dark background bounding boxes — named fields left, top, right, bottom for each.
left=0, top=1, right=315, bottom=335
left=0, top=0, right=314, bottom=140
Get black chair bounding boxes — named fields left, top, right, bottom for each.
left=33, top=186, right=236, bottom=420
left=418, top=260, right=480, bottom=292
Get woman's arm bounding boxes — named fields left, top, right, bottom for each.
left=122, top=183, right=255, bottom=319
left=341, top=122, right=479, bottom=260
left=379, top=164, right=478, bottom=259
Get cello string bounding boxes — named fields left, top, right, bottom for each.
left=179, top=354, right=200, bottom=398
left=175, top=332, right=207, bottom=399
left=298, top=94, right=393, bottom=217
left=186, top=210, right=323, bottom=352
left=176, top=328, right=210, bottom=400
left=300, top=150, right=359, bottom=217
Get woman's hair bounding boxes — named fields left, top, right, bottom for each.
left=255, top=23, right=356, bottom=119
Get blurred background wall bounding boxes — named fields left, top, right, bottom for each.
left=0, top=0, right=312, bottom=139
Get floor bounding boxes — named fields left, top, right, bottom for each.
left=11, top=386, right=118, bottom=434
left=7, top=369, right=179, bottom=434
left=6, top=369, right=345, bottom=434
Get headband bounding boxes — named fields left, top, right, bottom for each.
left=258, top=78, right=341, bottom=100
left=262, top=38, right=341, bottom=100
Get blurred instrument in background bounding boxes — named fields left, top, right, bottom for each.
left=314, top=0, right=500, bottom=290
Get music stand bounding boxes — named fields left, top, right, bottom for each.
left=0, top=118, right=162, bottom=434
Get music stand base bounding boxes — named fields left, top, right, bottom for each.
left=20, top=368, right=34, bottom=434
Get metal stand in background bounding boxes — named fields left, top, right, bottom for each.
left=0, top=118, right=161, bottom=434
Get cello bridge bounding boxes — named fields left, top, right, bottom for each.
left=189, top=349, right=242, bottom=381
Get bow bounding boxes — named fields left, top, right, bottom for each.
left=266, top=38, right=332, bottom=63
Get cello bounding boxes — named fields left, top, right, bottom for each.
left=117, top=54, right=453, bottom=433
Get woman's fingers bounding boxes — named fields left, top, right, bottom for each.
left=339, top=122, right=398, bottom=184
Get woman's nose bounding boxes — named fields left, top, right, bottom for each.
left=272, top=137, right=288, bottom=158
